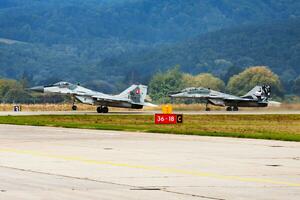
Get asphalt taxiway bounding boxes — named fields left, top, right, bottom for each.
left=0, top=124, right=299, bottom=199
left=1, top=110, right=300, bottom=116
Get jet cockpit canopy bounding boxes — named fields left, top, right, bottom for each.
left=182, top=87, right=210, bottom=94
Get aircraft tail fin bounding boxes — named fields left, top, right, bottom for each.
left=118, top=84, right=148, bottom=104
left=242, top=85, right=271, bottom=101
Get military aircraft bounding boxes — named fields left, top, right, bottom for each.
left=169, top=85, right=271, bottom=111
left=30, top=81, right=156, bottom=113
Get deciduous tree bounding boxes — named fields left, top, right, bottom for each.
left=226, top=66, right=283, bottom=97
left=149, top=66, right=184, bottom=103
left=183, top=73, right=225, bottom=91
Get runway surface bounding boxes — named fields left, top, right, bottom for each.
left=0, top=125, right=299, bottom=199
left=1, top=110, right=300, bottom=116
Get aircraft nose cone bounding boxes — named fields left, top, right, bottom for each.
left=169, top=92, right=182, bottom=97
left=168, top=93, right=175, bottom=97
left=30, top=86, right=44, bottom=93
left=168, top=91, right=180, bottom=97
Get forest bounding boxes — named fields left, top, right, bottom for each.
left=1, top=66, right=299, bottom=104
left=0, top=0, right=300, bottom=100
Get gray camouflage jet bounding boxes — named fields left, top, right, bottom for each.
left=30, top=81, right=156, bottom=113
left=169, top=85, right=271, bottom=111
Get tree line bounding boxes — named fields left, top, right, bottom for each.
left=0, top=79, right=66, bottom=104
left=148, top=66, right=298, bottom=103
left=1, top=65, right=300, bottom=104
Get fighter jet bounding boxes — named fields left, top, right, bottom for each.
left=30, top=81, right=156, bottom=113
left=169, top=85, right=271, bottom=111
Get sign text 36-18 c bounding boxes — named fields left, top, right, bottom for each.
left=155, top=114, right=183, bottom=124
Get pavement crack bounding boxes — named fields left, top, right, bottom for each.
left=265, top=164, right=282, bottom=167
left=0, top=165, right=133, bottom=188
left=131, top=187, right=162, bottom=191
left=0, top=165, right=221, bottom=199
left=162, top=189, right=226, bottom=200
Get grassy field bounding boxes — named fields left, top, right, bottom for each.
left=0, top=114, right=299, bottom=142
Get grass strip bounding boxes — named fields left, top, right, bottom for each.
left=0, top=114, right=299, bottom=142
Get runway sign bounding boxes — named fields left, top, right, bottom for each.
left=13, top=105, right=22, bottom=112
left=176, top=114, right=183, bottom=123
left=162, top=104, right=173, bottom=114
left=155, top=114, right=183, bottom=124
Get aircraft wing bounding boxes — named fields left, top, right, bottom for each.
left=171, top=90, right=259, bottom=102
left=92, top=94, right=129, bottom=103
left=223, top=96, right=258, bottom=102
left=208, top=95, right=258, bottom=107
left=91, top=94, right=158, bottom=107
left=174, top=94, right=225, bottom=99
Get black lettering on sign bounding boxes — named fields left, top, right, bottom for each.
left=176, top=114, right=183, bottom=123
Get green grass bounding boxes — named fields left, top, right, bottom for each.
left=0, top=114, right=300, bottom=141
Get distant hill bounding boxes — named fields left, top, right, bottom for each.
left=99, top=18, right=300, bottom=88
left=0, top=0, right=300, bottom=92
left=0, top=0, right=300, bottom=43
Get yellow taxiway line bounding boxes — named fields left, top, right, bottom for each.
left=0, top=148, right=299, bottom=187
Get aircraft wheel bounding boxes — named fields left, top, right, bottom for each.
left=102, top=107, right=109, bottom=113
left=72, top=105, right=77, bottom=111
left=233, top=106, right=239, bottom=111
left=226, top=107, right=233, bottom=111
left=205, top=107, right=211, bottom=111
left=97, top=106, right=103, bottom=113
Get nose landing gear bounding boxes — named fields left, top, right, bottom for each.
left=205, top=107, right=211, bottom=111
left=205, top=102, right=211, bottom=111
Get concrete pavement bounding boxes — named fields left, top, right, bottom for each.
left=0, top=124, right=299, bottom=199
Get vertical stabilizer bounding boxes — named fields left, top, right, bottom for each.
left=118, top=85, right=148, bottom=103
left=242, top=85, right=271, bottom=101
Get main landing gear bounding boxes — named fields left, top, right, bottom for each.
left=226, top=106, right=239, bottom=111
left=97, top=106, right=109, bottom=113
left=71, top=95, right=77, bottom=111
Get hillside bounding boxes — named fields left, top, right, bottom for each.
left=1, top=0, right=300, bottom=43
left=0, top=0, right=300, bottom=92
left=99, top=18, right=300, bottom=89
